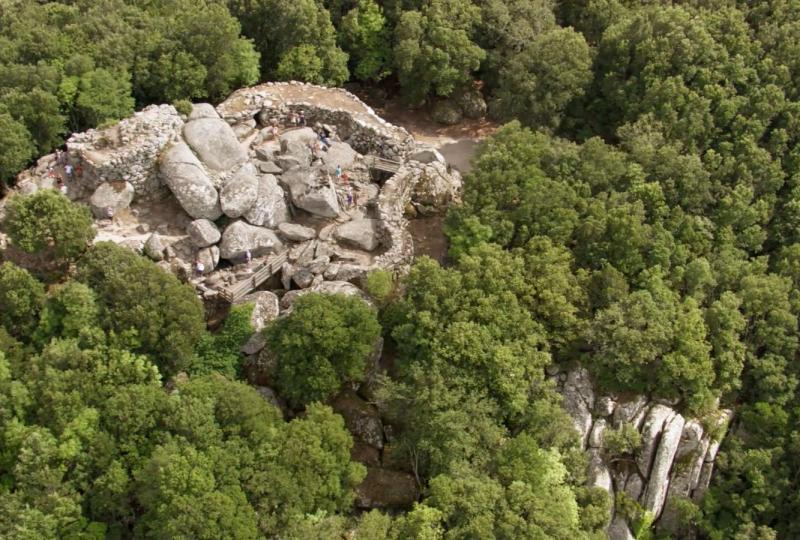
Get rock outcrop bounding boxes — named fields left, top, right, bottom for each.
left=159, top=143, right=222, bottom=220
left=89, top=181, right=134, bottom=218
left=554, top=366, right=733, bottom=539
left=182, top=116, right=247, bottom=172
left=8, top=81, right=462, bottom=307
left=220, top=163, right=259, bottom=218
left=219, top=220, right=283, bottom=260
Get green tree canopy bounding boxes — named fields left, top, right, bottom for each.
left=265, top=293, right=380, bottom=407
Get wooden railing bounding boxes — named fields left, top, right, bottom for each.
left=365, top=155, right=402, bottom=174
left=218, top=250, right=288, bottom=303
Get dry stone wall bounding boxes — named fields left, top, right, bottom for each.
left=6, top=82, right=460, bottom=300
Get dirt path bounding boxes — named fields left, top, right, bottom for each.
left=363, top=97, right=497, bottom=174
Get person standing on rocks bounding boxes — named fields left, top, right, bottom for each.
left=64, top=163, right=73, bottom=179
left=245, top=249, right=252, bottom=265
left=299, top=111, right=306, bottom=126
left=335, top=164, right=342, bottom=179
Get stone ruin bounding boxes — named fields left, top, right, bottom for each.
left=1, top=82, right=734, bottom=528
left=7, top=81, right=462, bottom=304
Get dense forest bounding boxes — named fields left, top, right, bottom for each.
left=2, top=0, right=800, bottom=538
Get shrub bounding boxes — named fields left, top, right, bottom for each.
left=0, top=262, right=46, bottom=338
left=265, top=293, right=380, bottom=407
left=76, top=242, right=205, bottom=375
left=5, top=190, right=94, bottom=261
left=172, top=99, right=193, bottom=116
left=603, top=423, right=643, bottom=457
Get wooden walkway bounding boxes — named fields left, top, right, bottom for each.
left=218, top=250, right=288, bottom=303
left=365, top=155, right=402, bottom=174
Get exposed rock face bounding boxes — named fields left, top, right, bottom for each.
left=278, top=222, right=316, bottom=242
left=560, top=367, right=595, bottom=448
left=335, top=219, right=381, bottom=251
left=186, top=219, right=221, bottom=247
left=89, top=181, right=135, bottom=218
left=321, top=141, right=358, bottom=173
left=143, top=232, right=166, bottom=261
left=197, top=245, right=219, bottom=274
left=410, top=162, right=462, bottom=213
left=237, top=290, right=280, bottom=332
left=188, top=103, right=219, bottom=120
left=355, top=467, right=419, bottom=509
left=242, top=174, right=289, bottom=227
left=182, top=117, right=247, bottom=172
left=282, top=168, right=340, bottom=218
left=554, top=367, right=733, bottom=540
left=219, top=220, right=283, bottom=260
left=331, top=389, right=384, bottom=449
left=409, top=147, right=445, bottom=165
left=220, top=163, right=258, bottom=218
left=159, top=143, right=222, bottom=220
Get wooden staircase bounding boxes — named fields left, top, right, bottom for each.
left=218, top=250, right=288, bottom=303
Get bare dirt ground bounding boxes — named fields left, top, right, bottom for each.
left=353, top=94, right=497, bottom=264
left=367, top=98, right=497, bottom=175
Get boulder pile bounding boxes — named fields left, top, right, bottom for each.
left=8, top=82, right=462, bottom=298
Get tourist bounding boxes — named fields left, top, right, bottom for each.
left=335, top=164, right=342, bottom=179
left=195, top=259, right=205, bottom=276
left=56, top=179, right=68, bottom=196
left=245, top=249, right=252, bottom=264
left=64, top=163, right=73, bottom=179
left=75, top=164, right=83, bottom=178
left=346, top=187, right=354, bottom=208
left=105, top=206, right=115, bottom=219
left=341, top=172, right=350, bottom=185
left=299, top=111, right=306, bottom=126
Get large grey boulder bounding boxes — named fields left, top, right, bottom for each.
left=409, top=147, right=445, bottom=165
left=219, top=220, right=284, bottom=260
left=275, top=154, right=302, bottom=172
left=197, top=245, right=219, bottom=274
left=220, top=163, right=258, bottom=218
left=159, top=143, right=222, bottom=220
left=258, top=161, right=283, bottom=174
left=335, top=219, right=381, bottom=251
left=236, top=291, right=280, bottom=333
left=188, top=103, right=219, bottom=120
left=186, top=219, right=221, bottom=248
left=183, top=117, right=247, bottom=171
left=277, top=222, right=316, bottom=242
left=281, top=139, right=312, bottom=167
left=143, top=232, right=166, bottom=261
left=411, top=162, right=462, bottom=213
left=243, top=174, right=289, bottom=227
left=89, top=181, right=134, bottom=218
left=282, top=168, right=340, bottom=218
left=321, top=141, right=359, bottom=173
left=279, top=127, right=317, bottom=146
left=254, top=140, right=281, bottom=162
left=237, top=291, right=280, bottom=356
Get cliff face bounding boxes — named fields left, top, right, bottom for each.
left=556, top=367, right=732, bottom=539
